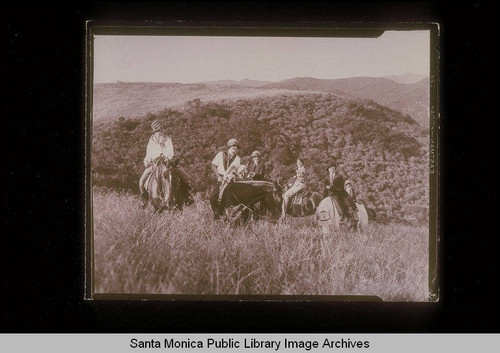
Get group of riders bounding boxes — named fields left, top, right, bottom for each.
left=139, top=120, right=359, bottom=225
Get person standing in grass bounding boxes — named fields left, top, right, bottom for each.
left=138, top=119, right=193, bottom=208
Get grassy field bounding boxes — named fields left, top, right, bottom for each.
left=92, top=188, right=429, bottom=301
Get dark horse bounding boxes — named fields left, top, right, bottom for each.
left=145, top=157, right=185, bottom=212
left=209, top=180, right=281, bottom=226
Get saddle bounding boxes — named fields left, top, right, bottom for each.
left=329, top=195, right=359, bottom=230
left=289, top=188, right=315, bottom=216
left=291, top=188, right=311, bottom=205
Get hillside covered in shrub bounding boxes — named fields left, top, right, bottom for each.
left=264, top=76, right=430, bottom=127
left=92, top=93, right=429, bottom=224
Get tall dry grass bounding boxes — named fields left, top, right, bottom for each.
left=92, top=188, right=429, bottom=301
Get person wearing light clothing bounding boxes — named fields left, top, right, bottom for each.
left=209, top=138, right=241, bottom=217
left=211, top=138, right=241, bottom=181
left=139, top=119, right=193, bottom=207
left=143, top=122, right=174, bottom=166
left=282, top=157, right=307, bottom=219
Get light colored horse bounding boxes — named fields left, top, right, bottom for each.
left=315, top=196, right=369, bottom=233
left=145, top=158, right=182, bottom=212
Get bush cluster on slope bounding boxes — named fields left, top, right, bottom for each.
left=92, top=94, right=429, bottom=224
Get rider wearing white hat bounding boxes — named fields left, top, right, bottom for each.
left=211, top=138, right=241, bottom=181
left=139, top=120, right=174, bottom=204
left=210, top=138, right=241, bottom=217
left=139, top=119, right=193, bottom=207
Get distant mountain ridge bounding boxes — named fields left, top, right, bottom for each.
left=383, top=73, right=428, bottom=84
left=203, top=79, right=273, bottom=87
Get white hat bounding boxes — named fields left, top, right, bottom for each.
left=151, top=120, right=161, bottom=132
left=227, top=138, right=239, bottom=148
left=251, top=150, right=261, bottom=158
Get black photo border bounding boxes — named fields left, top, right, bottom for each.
left=2, top=2, right=499, bottom=333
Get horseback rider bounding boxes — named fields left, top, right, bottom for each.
left=324, top=160, right=358, bottom=227
left=282, top=157, right=307, bottom=218
left=247, top=150, right=266, bottom=180
left=139, top=119, right=193, bottom=208
left=210, top=138, right=241, bottom=216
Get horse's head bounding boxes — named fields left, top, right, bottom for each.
left=148, top=157, right=178, bottom=211
left=164, top=159, right=184, bottom=210
left=161, top=158, right=172, bottom=177
left=259, top=180, right=283, bottom=219
left=272, top=180, right=284, bottom=203
left=162, top=159, right=180, bottom=210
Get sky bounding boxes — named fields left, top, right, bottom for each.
left=93, top=30, right=430, bottom=83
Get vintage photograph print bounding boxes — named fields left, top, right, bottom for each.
left=86, top=25, right=438, bottom=301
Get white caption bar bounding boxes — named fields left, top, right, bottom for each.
left=0, top=334, right=499, bottom=353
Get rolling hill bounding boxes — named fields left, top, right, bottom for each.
left=92, top=82, right=319, bottom=123
left=92, top=93, right=429, bottom=224
left=263, top=77, right=430, bottom=127
left=92, top=75, right=429, bottom=127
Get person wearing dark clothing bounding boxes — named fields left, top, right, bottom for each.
left=247, top=150, right=266, bottom=180
left=344, top=179, right=357, bottom=202
left=324, top=161, right=358, bottom=227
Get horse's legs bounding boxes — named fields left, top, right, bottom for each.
left=281, top=193, right=291, bottom=219
left=209, top=186, right=223, bottom=219
left=241, top=208, right=252, bottom=226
